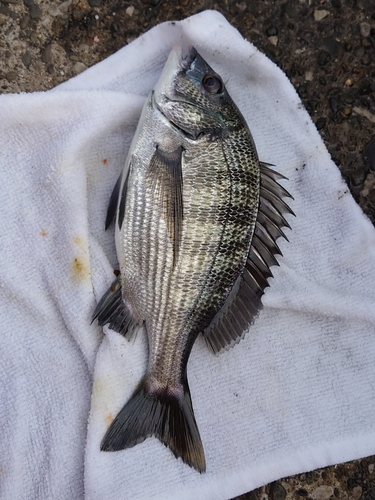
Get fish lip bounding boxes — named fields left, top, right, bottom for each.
left=180, top=46, right=197, bottom=70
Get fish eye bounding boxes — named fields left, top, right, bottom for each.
left=202, top=74, right=223, bottom=94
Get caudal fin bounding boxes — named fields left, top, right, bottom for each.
left=100, top=377, right=206, bottom=472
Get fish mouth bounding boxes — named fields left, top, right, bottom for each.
left=180, top=46, right=197, bottom=70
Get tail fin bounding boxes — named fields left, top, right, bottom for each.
left=100, top=377, right=206, bottom=473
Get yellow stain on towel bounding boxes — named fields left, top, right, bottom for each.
left=71, top=235, right=90, bottom=284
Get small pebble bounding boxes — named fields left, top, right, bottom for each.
left=19, top=14, right=30, bottom=29
left=296, top=489, right=308, bottom=497
left=362, top=38, right=372, bottom=47
left=29, top=32, right=39, bottom=43
left=72, top=9, right=83, bottom=20
left=324, top=37, right=341, bottom=58
left=59, top=0, right=72, bottom=13
left=266, top=26, right=278, bottom=36
left=317, top=50, right=331, bottom=65
left=314, top=9, right=330, bottom=21
left=369, top=463, right=374, bottom=474
left=351, top=169, right=367, bottom=186
left=268, top=36, right=278, bottom=46
left=29, top=3, right=42, bottom=20
left=125, top=5, right=134, bottom=16
left=311, top=485, right=334, bottom=500
left=5, top=71, right=18, bottom=82
left=42, top=16, right=52, bottom=27
left=41, top=44, right=53, bottom=64
left=305, top=71, right=313, bottom=81
left=352, top=485, right=362, bottom=500
left=73, top=61, right=87, bottom=74
left=22, top=50, right=31, bottom=68
left=47, top=5, right=61, bottom=16
left=361, top=53, right=371, bottom=65
left=345, top=78, right=353, bottom=86
left=271, top=483, right=286, bottom=500
left=47, top=64, right=54, bottom=74
left=268, top=45, right=282, bottom=58
left=88, top=0, right=102, bottom=7
left=359, top=22, right=371, bottom=37
left=315, top=117, right=326, bottom=130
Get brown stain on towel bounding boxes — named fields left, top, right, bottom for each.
left=71, top=235, right=90, bottom=284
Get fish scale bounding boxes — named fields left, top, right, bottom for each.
left=92, top=46, right=294, bottom=472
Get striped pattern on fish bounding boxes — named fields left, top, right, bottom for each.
left=92, top=46, right=294, bottom=472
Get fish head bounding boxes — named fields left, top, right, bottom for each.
left=153, top=46, right=244, bottom=141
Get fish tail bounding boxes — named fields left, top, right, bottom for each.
left=100, top=376, right=206, bottom=473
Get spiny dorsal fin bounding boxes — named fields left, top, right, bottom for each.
left=204, top=161, right=294, bottom=353
left=92, top=276, right=139, bottom=340
left=146, top=146, right=184, bottom=265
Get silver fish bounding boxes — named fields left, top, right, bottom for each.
left=93, top=46, right=294, bottom=472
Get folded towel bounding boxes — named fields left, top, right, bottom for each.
left=0, top=10, right=374, bottom=500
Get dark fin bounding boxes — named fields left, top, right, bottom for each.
left=204, top=162, right=294, bottom=353
left=105, top=173, right=122, bottom=230
left=92, top=276, right=138, bottom=339
left=146, top=146, right=184, bottom=266
left=101, top=376, right=206, bottom=473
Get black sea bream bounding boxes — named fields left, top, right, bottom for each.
left=93, top=46, right=293, bottom=472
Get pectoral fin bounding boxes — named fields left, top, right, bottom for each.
left=146, top=146, right=184, bottom=265
left=105, top=173, right=122, bottom=230
left=105, top=169, right=130, bottom=231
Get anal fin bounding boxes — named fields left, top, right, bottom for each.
left=92, top=276, right=139, bottom=339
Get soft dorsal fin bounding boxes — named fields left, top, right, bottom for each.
left=146, top=146, right=184, bottom=265
left=204, top=162, right=294, bottom=353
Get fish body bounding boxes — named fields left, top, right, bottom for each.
left=93, top=47, right=293, bottom=472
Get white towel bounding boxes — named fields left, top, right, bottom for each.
left=1, top=10, right=374, bottom=500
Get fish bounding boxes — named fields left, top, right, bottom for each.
left=92, top=46, right=294, bottom=473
